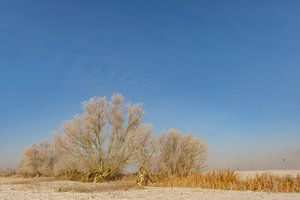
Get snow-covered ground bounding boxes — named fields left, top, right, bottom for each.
left=0, top=170, right=299, bottom=200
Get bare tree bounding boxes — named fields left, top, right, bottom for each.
left=53, top=93, right=152, bottom=182
left=135, top=124, right=155, bottom=170
left=18, top=140, right=56, bottom=177
left=156, top=128, right=206, bottom=177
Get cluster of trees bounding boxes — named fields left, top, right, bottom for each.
left=18, top=94, right=207, bottom=182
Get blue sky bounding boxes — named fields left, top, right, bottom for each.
left=1, top=0, right=300, bottom=169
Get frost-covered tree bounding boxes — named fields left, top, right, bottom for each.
left=18, top=140, right=56, bottom=177
left=156, top=128, right=206, bottom=177
left=53, top=93, right=152, bottom=182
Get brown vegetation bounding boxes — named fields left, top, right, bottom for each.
left=0, top=169, right=16, bottom=177
left=52, top=170, right=300, bottom=193
left=152, top=170, right=300, bottom=193
left=155, top=128, right=206, bottom=177
left=56, top=181, right=137, bottom=193
left=18, top=141, right=56, bottom=177
left=18, top=93, right=206, bottom=183
left=15, top=93, right=300, bottom=193
left=53, top=94, right=153, bottom=182
left=0, top=177, right=55, bottom=185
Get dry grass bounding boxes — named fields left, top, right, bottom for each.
left=2, top=170, right=299, bottom=193
left=55, top=171, right=300, bottom=193
left=152, top=170, right=300, bottom=193
left=0, top=169, right=16, bottom=177
left=56, top=181, right=138, bottom=193
left=0, top=176, right=56, bottom=185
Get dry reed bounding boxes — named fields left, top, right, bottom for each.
left=57, top=181, right=138, bottom=193
left=151, top=170, right=300, bottom=193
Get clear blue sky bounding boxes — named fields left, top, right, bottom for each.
left=1, top=0, right=300, bottom=170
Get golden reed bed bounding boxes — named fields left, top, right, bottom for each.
left=1, top=170, right=300, bottom=193
left=149, top=170, right=300, bottom=193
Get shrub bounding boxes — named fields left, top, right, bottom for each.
left=18, top=140, right=56, bottom=177
left=53, top=93, right=152, bottom=182
left=156, top=128, right=206, bottom=177
left=0, top=168, right=16, bottom=177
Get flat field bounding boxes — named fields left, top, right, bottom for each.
left=0, top=170, right=299, bottom=200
